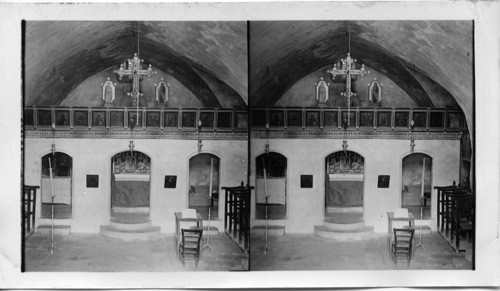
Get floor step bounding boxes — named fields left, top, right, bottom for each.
left=251, top=225, right=285, bottom=236
left=110, top=212, right=150, bottom=223
left=326, top=207, right=363, bottom=214
left=37, top=225, right=71, bottom=236
left=109, top=212, right=152, bottom=231
left=109, top=220, right=152, bottom=231
left=314, top=225, right=374, bottom=241
left=325, top=212, right=364, bottom=223
left=100, top=225, right=160, bottom=241
left=323, top=220, right=366, bottom=231
left=112, top=207, right=149, bottom=213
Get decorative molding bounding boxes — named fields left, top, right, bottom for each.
left=251, top=130, right=462, bottom=140
left=26, top=130, right=248, bottom=140
left=368, top=78, right=383, bottom=103
left=101, top=77, right=116, bottom=104
left=155, top=78, right=169, bottom=104
left=315, top=77, right=329, bottom=104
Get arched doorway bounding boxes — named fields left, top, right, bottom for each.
left=41, top=152, right=73, bottom=219
left=402, top=153, right=432, bottom=219
left=255, top=152, right=287, bottom=219
left=188, top=153, right=220, bottom=220
left=325, top=151, right=365, bottom=210
left=111, top=151, right=151, bottom=212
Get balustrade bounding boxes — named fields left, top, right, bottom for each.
left=23, top=106, right=248, bottom=132
left=23, top=106, right=466, bottom=134
left=250, top=107, right=466, bottom=132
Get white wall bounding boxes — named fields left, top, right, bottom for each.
left=24, top=138, right=248, bottom=233
left=250, top=138, right=460, bottom=233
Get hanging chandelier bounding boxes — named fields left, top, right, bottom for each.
left=328, top=22, right=369, bottom=126
left=114, top=22, right=156, bottom=125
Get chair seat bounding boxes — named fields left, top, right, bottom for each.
left=392, top=228, right=415, bottom=266
left=179, top=228, right=203, bottom=267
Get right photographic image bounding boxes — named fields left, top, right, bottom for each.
left=248, top=20, right=474, bottom=271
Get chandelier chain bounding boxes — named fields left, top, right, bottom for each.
left=137, top=21, right=140, bottom=58
left=348, top=21, right=351, bottom=54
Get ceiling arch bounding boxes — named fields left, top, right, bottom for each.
left=24, top=21, right=247, bottom=107
left=249, top=20, right=473, bottom=123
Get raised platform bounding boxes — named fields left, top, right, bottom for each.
left=37, top=225, right=71, bottom=236
left=100, top=211, right=160, bottom=241
left=314, top=209, right=374, bottom=241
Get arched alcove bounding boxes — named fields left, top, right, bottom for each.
left=325, top=151, right=365, bottom=209
left=402, top=153, right=433, bottom=219
left=188, top=153, right=220, bottom=220
left=111, top=151, right=151, bottom=211
left=41, top=152, right=73, bottom=218
left=255, top=152, right=287, bottom=219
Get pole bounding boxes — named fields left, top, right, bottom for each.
left=415, top=157, right=426, bottom=250
left=202, top=158, right=214, bottom=252
left=48, top=157, right=55, bottom=255
left=263, top=159, right=269, bottom=255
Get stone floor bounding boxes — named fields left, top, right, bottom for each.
left=250, top=232, right=472, bottom=270
left=24, top=233, right=248, bottom=272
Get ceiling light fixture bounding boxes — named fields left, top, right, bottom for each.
left=328, top=21, right=369, bottom=126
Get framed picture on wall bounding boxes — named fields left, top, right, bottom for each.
left=181, top=111, right=196, bottom=128
left=164, top=175, right=177, bottom=188
left=306, top=111, right=319, bottom=127
left=128, top=111, right=142, bottom=128
left=300, top=175, right=313, bottom=188
left=164, top=111, right=179, bottom=128
left=250, top=109, right=266, bottom=127
left=287, top=110, right=302, bottom=127
left=110, top=111, right=124, bottom=127
left=377, top=111, right=391, bottom=127
left=87, top=175, right=99, bottom=188
left=146, top=111, right=161, bottom=128
left=55, top=110, right=70, bottom=126
left=217, top=111, right=232, bottom=128
left=200, top=112, right=214, bottom=128
left=24, top=109, right=34, bottom=126
left=235, top=112, right=248, bottom=129
left=378, top=175, right=390, bottom=188
left=92, top=111, right=106, bottom=127
left=324, top=111, right=338, bottom=127
left=74, top=110, right=88, bottom=127
left=37, top=109, right=52, bottom=126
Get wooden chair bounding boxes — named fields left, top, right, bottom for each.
left=392, top=228, right=415, bottom=266
left=178, top=228, right=203, bottom=266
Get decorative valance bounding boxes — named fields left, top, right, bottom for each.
left=329, top=174, right=364, bottom=182
left=114, top=173, right=150, bottom=182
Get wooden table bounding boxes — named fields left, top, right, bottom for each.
left=387, top=212, right=415, bottom=247
left=174, top=212, right=203, bottom=254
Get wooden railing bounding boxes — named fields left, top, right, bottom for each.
left=223, top=183, right=253, bottom=251
left=23, top=106, right=467, bottom=133
left=23, top=106, right=248, bottom=132
left=250, top=107, right=466, bottom=132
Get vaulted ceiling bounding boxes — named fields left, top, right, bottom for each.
left=24, top=21, right=248, bottom=107
left=250, top=21, right=473, bottom=123
left=25, top=21, right=473, bottom=126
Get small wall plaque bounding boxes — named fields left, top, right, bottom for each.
left=164, top=175, right=177, bottom=188
left=300, top=175, right=313, bottom=188
left=378, top=175, right=390, bottom=188
left=87, top=175, right=99, bottom=188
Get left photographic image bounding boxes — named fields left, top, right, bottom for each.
left=22, top=21, right=249, bottom=272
